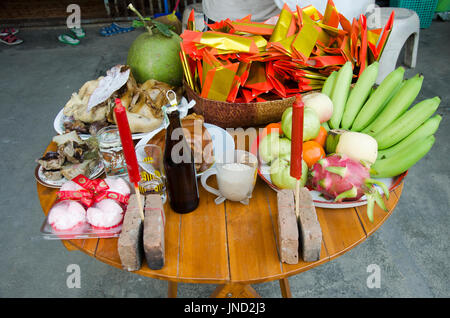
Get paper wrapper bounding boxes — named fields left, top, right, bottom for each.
left=180, top=0, right=394, bottom=103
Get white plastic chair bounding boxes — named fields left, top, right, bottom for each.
left=366, top=7, right=420, bottom=84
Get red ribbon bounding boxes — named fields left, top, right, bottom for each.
left=56, top=174, right=130, bottom=208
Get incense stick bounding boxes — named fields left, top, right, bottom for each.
left=295, top=179, right=300, bottom=221
left=134, top=185, right=145, bottom=221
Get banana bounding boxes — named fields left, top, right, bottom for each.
left=370, top=135, right=435, bottom=178
left=341, top=62, right=379, bottom=130
left=321, top=71, right=337, bottom=97
left=374, top=96, right=440, bottom=149
left=325, top=129, right=346, bottom=154
left=378, top=115, right=441, bottom=159
left=329, top=62, right=353, bottom=129
left=361, top=79, right=406, bottom=134
left=351, top=66, right=405, bottom=131
left=364, top=74, right=423, bottom=136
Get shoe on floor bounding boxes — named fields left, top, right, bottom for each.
left=0, top=27, right=19, bottom=36
left=100, top=23, right=134, bottom=36
left=57, top=33, right=80, bottom=45
left=69, top=27, right=85, bottom=39
left=0, top=33, right=23, bottom=45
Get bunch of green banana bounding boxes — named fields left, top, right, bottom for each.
left=321, top=62, right=441, bottom=178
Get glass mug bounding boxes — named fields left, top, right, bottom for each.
left=97, top=125, right=127, bottom=177
left=200, top=150, right=258, bottom=205
left=135, top=144, right=167, bottom=202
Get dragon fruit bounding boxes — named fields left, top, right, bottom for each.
left=308, top=154, right=389, bottom=222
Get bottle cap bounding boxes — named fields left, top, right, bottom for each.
left=165, top=90, right=178, bottom=113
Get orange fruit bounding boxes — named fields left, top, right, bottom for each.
left=303, top=141, right=326, bottom=168
left=264, top=122, right=282, bottom=136
left=259, top=122, right=282, bottom=142
left=313, top=126, right=328, bottom=148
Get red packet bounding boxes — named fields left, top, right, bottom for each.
left=291, top=7, right=319, bottom=62
left=338, top=13, right=352, bottom=34
left=339, top=35, right=353, bottom=64
left=269, top=3, right=296, bottom=43
left=182, top=30, right=259, bottom=54
left=358, top=15, right=368, bottom=75
left=307, top=55, right=346, bottom=68
left=227, top=61, right=252, bottom=102
left=244, top=62, right=273, bottom=92
left=367, top=28, right=382, bottom=63
left=322, top=0, right=340, bottom=29
left=267, top=34, right=296, bottom=56
left=207, top=20, right=230, bottom=33
left=201, top=62, right=239, bottom=101
left=350, top=18, right=359, bottom=60
left=266, top=62, right=286, bottom=98
left=226, top=20, right=275, bottom=36
left=187, top=9, right=196, bottom=31
left=375, top=11, right=395, bottom=60
left=241, top=88, right=265, bottom=103
left=303, top=5, right=324, bottom=21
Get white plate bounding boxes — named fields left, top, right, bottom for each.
left=35, top=161, right=104, bottom=189
left=53, top=108, right=160, bottom=140
left=250, top=136, right=406, bottom=209
left=258, top=162, right=395, bottom=208
left=135, top=123, right=235, bottom=177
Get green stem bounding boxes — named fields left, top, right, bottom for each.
left=365, top=178, right=389, bottom=199
left=372, top=190, right=388, bottom=212
left=366, top=194, right=375, bottom=222
left=128, top=3, right=153, bottom=34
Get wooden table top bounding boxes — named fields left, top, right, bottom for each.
left=37, top=142, right=403, bottom=285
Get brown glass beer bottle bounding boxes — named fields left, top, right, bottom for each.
left=163, top=109, right=199, bottom=213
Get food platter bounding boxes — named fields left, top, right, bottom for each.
left=35, top=160, right=104, bottom=189
left=53, top=108, right=156, bottom=140
left=250, top=135, right=407, bottom=209
left=136, top=122, right=235, bottom=177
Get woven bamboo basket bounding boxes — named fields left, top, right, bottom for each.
left=184, top=83, right=295, bottom=128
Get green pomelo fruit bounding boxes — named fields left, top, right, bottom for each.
left=127, top=31, right=183, bottom=86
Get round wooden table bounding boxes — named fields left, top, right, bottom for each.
left=37, top=142, right=404, bottom=298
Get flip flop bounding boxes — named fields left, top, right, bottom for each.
left=0, top=33, right=23, bottom=45
left=100, top=23, right=134, bottom=36
left=69, top=27, right=85, bottom=39
left=57, top=33, right=80, bottom=45
left=0, top=27, right=19, bottom=36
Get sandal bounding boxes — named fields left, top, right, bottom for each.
left=0, top=33, right=23, bottom=45
left=69, top=27, right=85, bottom=39
left=100, top=22, right=134, bottom=36
left=57, top=33, right=80, bottom=45
left=0, top=27, right=19, bottom=36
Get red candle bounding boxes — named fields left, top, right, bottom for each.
left=290, top=95, right=304, bottom=180
left=114, top=98, right=141, bottom=185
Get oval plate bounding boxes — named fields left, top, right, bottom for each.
left=35, top=161, right=105, bottom=189
left=53, top=108, right=159, bottom=140
left=250, top=133, right=406, bottom=209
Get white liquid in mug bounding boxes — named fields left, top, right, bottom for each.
left=216, top=163, right=255, bottom=202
